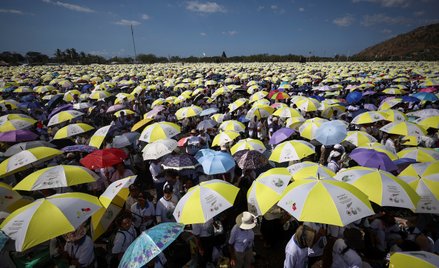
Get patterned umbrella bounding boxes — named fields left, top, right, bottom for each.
left=161, top=153, right=199, bottom=170
left=233, top=149, right=269, bottom=170
left=119, top=223, right=185, bottom=268
left=62, top=145, right=97, bottom=154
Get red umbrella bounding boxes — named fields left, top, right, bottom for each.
left=177, top=136, right=190, bottom=147
left=80, top=148, right=127, bottom=169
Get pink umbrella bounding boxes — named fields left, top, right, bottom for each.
left=419, top=87, right=437, bottom=93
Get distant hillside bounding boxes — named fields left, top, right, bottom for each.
left=353, top=23, right=439, bottom=60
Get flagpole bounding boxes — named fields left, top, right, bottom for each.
left=131, top=24, right=137, bottom=63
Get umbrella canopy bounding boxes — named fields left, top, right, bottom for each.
left=199, top=107, right=219, bottom=116
left=335, top=167, right=419, bottom=209
left=380, top=121, right=426, bottom=137
left=230, top=138, right=266, bottom=155
left=315, top=120, right=347, bottom=146
left=62, top=145, right=97, bottom=154
left=173, top=180, right=239, bottom=224
left=288, top=161, right=335, bottom=180
left=139, top=122, right=181, bottom=143
left=0, top=147, right=63, bottom=178
left=119, top=222, right=184, bottom=268
left=0, top=118, right=37, bottom=132
left=99, top=175, right=136, bottom=208
left=349, top=148, right=397, bottom=171
left=175, top=105, right=202, bottom=120
left=398, top=161, right=439, bottom=213
left=212, top=131, right=240, bottom=147
left=131, top=118, right=154, bottom=132
left=389, top=251, right=439, bottom=268
left=269, top=127, right=296, bottom=145
left=407, top=109, right=439, bottom=119
left=91, top=203, right=122, bottom=241
left=412, top=92, right=438, bottom=102
left=416, top=115, right=439, bottom=129
left=89, top=125, right=112, bottom=149
left=269, top=140, right=315, bottom=163
left=4, top=141, right=56, bottom=157
left=80, top=148, right=127, bottom=169
left=161, top=153, right=199, bottom=170
left=142, top=139, right=178, bottom=160
left=0, top=192, right=102, bottom=252
left=0, top=182, right=22, bottom=211
left=233, top=149, right=268, bottom=170
left=397, top=147, right=439, bottom=162
left=346, top=91, right=362, bottom=104
left=13, top=165, right=98, bottom=191
left=247, top=168, right=291, bottom=216
left=53, top=123, right=94, bottom=140
left=278, top=178, right=374, bottom=226
left=343, top=131, right=377, bottom=147
left=299, top=118, right=328, bottom=140
left=48, top=110, right=84, bottom=127
left=351, top=111, right=387, bottom=125
left=197, top=151, right=235, bottom=175
left=273, top=107, right=301, bottom=118
left=196, top=119, right=217, bottom=131
left=219, top=120, right=246, bottom=132
left=245, top=105, right=274, bottom=120
left=112, top=132, right=140, bottom=148
left=0, top=130, right=38, bottom=142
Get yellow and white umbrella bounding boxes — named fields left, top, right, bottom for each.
left=0, top=115, right=37, bottom=132
left=359, top=142, right=398, bottom=160
left=398, top=161, right=439, bottom=213
left=416, top=115, right=439, bottom=129
left=89, top=125, right=112, bottom=149
left=0, top=147, right=63, bottom=178
left=380, top=121, right=426, bottom=136
left=269, top=140, right=315, bottom=163
left=273, top=107, right=301, bottom=118
left=246, top=105, right=274, bottom=120
left=91, top=203, right=122, bottom=241
left=175, top=105, right=203, bottom=120
left=53, top=123, right=94, bottom=140
left=173, top=179, right=239, bottom=224
left=294, top=98, right=320, bottom=112
left=397, top=147, right=439, bottom=162
left=228, top=98, right=247, bottom=112
left=249, top=91, right=268, bottom=103
left=13, top=165, right=98, bottom=191
left=212, top=131, right=240, bottom=147
left=230, top=138, right=266, bottom=155
left=48, top=110, right=84, bottom=126
left=139, top=122, right=181, bottom=143
left=351, top=111, right=386, bottom=125
left=278, top=178, right=374, bottom=226
left=286, top=116, right=305, bottom=128
left=378, top=98, right=402, bottom=110
left=343, top=131, right=377, bottom=147
left=99, top=175, right=137, bottom=208
left=89, top=90, right=111, bottom=100
left=389, top=251, right=439, bottom=268
left=381, top=109, right=407, bottom=122
left=288, top=161, right=335, bottom=180
left=219, top=120, right=246, bottom=132
left=211, top=113, right=225, bottom=124
left=0, top=192, right=102, bottom=252
left=114, top=109, right=135, bottom=117
left=335, top=167, right=419, bottom=209
left=321, top=104, right=346, bottom=119
left=0, top=182, right=22, bottom=211
left=247, top=168, right=292, bottom=216
left=299, top=117, right=328, bottom=140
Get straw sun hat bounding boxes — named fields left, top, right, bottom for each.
left=235, top=211, right=257, bottom=230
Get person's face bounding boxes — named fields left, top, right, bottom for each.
left=137, top=193, right=146, bottom=205
left=121, top=218, right=132, bottom=230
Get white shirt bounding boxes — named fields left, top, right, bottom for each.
left=155, top=195, right=178, bottom=223
left=284, top=234, right=308, bottom=268
left=131, top=201, right=155, bottom=230
left=331, top=238, right=362, bottom=268
left=64, top=236, right=95, bottom=267
left=112, top=226, right=137, bottom=254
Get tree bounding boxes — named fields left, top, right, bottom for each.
left=25, top=51, right=49, bottom=65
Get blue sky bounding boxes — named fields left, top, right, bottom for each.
left=0, top=0, right=438, bottom=58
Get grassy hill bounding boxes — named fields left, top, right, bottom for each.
left=353, top=23, right=439, bottom=60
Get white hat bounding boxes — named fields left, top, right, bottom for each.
left=235, top=211, right=257, bottom=230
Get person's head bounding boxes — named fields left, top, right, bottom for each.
left=235, top=211, right=257, bottom=230
left=294, top=224, right=317, bottom=248
left=343, top=228, right=365, bottom=252
left=118, top=213, right=133, bottom=231
left=129, top=184, right=139, bottom=197
left=163, top=182, right=173, bottom=199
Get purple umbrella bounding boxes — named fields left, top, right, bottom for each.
left=349, top=148, right=397, bottom=171
left=48, top=104, right=73, bottom=119
left=106, top=104, right=125, bottom=113
left=0, top=130, right=38, bottom=142
left=62, top=145, right=98, bottom=154
left=269, top=128, right=295, bottom=145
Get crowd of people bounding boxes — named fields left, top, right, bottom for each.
left=0, top=62, right=438, bottom=268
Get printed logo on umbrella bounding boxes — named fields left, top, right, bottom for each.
left=76, top=207, right=92, bottom=218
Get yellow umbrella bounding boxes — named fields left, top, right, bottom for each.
left=380, top=109, right=407, bottom=122
left=416, top=115, right=439, bottom=129
left=0, top=147, right=63, bottom=178
left=173, top=179, right=239, bottom=224
left=114, top=109, right=135, bottom=117
left=89, top=125, right=112, bottom=149
left=0, top=192, right=102, bottom=252
left=219, top=120, right=246, bottom=132
left=0, top=182, right=22, bottom=211
left=230, top=138, right=266, bottom=155
left=99, top=176, right=136, bottom=208
left=89, top=90, right=111, bottom=100
left=278, top=178, right=374, bottom=226
left=48, top=110, right=84, bottom=126
left=91, top=203, right=122, bottom=241
left=212, top=131, right=240, bottom=147
left=139, top=122, right=181, bottom=143
left=397, top=147, right=439, bottom=162
left=246, top=105, right=274, bottom=120
left=131, top=118, right=154, bottom=132
left=298, top=117, right=328, bottom=140
left=288, top=161, right=335, bottom=180
left=228, top=98, right=247, bottom=112
left=175, top=105, right=203, bottom=120
left=343, top=131, right=377, bottom=147
left=273, top=107, right=301, bottom=118
left=351, top=111, right=386, bottom=125
left=53, top=123, right=94, bottom=140
left=13, top=165, right=98, bottom=191
left=247, top=168, right=292, bottom=216
left=359, top=142, right=398, bottom=160
left=269, top=140, right=315, bottom=163
left=389, top=251, right=439, bottom=268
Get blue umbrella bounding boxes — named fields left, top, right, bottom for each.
left=402, top=95, right=420, bottom=103
left=62, top=145, right=97, bottom=153
left=412, top=92, right=438, bottom=102
left=46, top=94, right=64, bottom=109
left=314, top=121, right=347, bottom=146
left=194, top=148, right=216, bottom=160
left=119, top=222, right=184, bottom=268
left=346, top=91, right=363, bottom=104
left=197, top=151, right=235, bottom=175
left=310, top=95, right=325, bottom=101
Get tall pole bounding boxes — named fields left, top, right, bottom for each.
left=131, top=24, right=137, bottom=63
